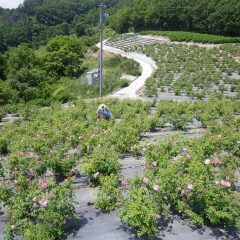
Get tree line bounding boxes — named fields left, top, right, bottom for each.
left=108, top=0, right=240, bottom=37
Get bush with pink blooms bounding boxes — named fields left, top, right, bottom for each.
left=94, top=174, right=121, bottom=211
left=1, top=96, right=240, bottom=239
left=84, top=147, right=121, bottom=185
left=119, top=126, right=240, bottom=236
left=117, top=181, right=161, bottom=237
left=1, top=176, right=76, bottom=240
left=0, top=99, right=152, bottom=239
left=118, top=98, right=240, bottom=237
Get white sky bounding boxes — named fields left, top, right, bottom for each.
left=0, top=0, right=24, bottom=9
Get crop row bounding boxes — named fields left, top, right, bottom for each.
left=134, top=43, right=240, bottom=99
left=141, top=31, right=240, bottom=44
left=1, top=98, right=240, bottom=238
left=118, top=99, right=240, bottom=237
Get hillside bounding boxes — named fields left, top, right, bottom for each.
left=0, top=0, right=132, bottom=51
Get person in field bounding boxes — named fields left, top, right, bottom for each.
left=97, top=104, right=112, bottom=120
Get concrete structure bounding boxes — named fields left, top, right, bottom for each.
left=87, top=69, right=99, bottom=85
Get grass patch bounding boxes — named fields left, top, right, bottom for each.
left=63, top=54, right=141, bottom=98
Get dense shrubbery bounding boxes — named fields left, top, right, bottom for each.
left=1, top=177, right=76, bottom=240
left=94, top=174, right=121, bottom=211
left=41, top=36, right=85, bottom=77
left=84, top=147, right=121, bottom=184
left=141, top=31, right=240, bottom=44
left=0, top=36, right=85, bottom=105
left=0, top=0, right=130, bottom=51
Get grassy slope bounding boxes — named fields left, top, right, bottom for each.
left=58, top=53, right=141, bottom=99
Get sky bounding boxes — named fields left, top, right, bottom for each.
left=0, top=0, right=24, bottom=9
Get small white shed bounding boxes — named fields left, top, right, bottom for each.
left=87, top=69, right=99, bottom=85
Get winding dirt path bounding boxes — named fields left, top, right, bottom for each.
left=100, top=35, right=224, bottom=100
left=102, top=45, right=157, bottom=100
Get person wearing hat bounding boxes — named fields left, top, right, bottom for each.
left=97, top=104, right=112, bottom=120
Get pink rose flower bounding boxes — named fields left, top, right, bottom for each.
left=152, top=161, right=158, bottom=167
left=93, top=172, right=100, bottom=179
left=212, top=157, right=220, bottom=165
left=204, top=159, right=210, bottom=165
left=143, top=177, right=149, bottom=184
left=38, top=178, right=44, bottom=185
left=41, top=182, right=48, bottom=189
left=224, top=182, right=231, bottom=188
left=121, top=180, right=128, bottom=186
left=218, top=135, right=223, bottom=141
left=33, top=196, right=38, bottom=202
left=41, top=199, right=48, bottom=207
left=156, top=214, right=161, bottom=220
left=187, top=183, right=193, bottom=190
left=182, top=147, right=188, bottom=152
left=153, top=185, right=160, bottom=191
left=220, top=180, right=231, bottom=188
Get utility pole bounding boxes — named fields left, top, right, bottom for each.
left=99, top=3, right=105, bottom=98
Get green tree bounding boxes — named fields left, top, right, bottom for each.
left=41, top=35, right=85, bottom=77
left=0, top=53, right=6, bottom=79
left=108, top=7, right=131, bottom=33
left=7, top=44, right=36, bottom=73
left=7, top=68, right=48, bottom=101
left=0, top=80, right=18, bottom=104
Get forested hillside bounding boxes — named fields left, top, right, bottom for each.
left=1, top=0, right=240, bottom=53
left=0, top=0, right=132, bottom=52
left=109, top=0, right=240, bottom=36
